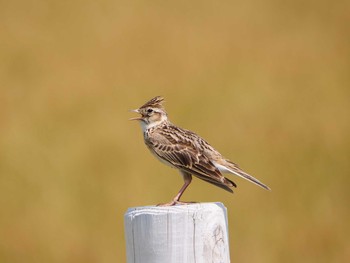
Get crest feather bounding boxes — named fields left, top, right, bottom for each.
left=139, top=96, right=165, bottom=110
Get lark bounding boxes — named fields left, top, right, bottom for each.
left=130, top=96, right=270, bottom=206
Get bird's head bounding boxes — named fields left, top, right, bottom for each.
left=130, top=96, right=168, bottom=130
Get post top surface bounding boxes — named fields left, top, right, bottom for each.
left=125, top=202, right=227, bottom=217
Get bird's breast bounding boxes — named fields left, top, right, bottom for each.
left=146, top=143, right=176, bottom=169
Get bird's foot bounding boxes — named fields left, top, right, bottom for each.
left=156, top=200, right=196, bottom=207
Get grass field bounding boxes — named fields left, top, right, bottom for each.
left=1, top=1, right=349, bottom=262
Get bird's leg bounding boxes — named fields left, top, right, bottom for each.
left=157, top=172, right=195, bottom=206
left=172, top=173, right=192, bottom=204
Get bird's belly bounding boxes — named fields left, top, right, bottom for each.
left=147, top=146, right=176, bottom=169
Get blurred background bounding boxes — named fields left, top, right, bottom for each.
left=1, top=0, right=349, bottom=262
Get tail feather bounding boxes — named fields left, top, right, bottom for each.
left=214, top=160, right=271, bottom=191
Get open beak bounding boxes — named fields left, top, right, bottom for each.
left=129, top=109, right=143, bottom=121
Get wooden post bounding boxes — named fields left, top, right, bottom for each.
left=124, top=202, right=230, bottom=263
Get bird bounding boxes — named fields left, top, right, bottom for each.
left=130, top=96, right=270, bottom=206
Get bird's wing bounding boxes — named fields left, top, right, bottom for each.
left=147, top=133, right=236, bottom=192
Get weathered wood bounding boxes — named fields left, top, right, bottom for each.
left=124, top=202, right=230, bottom=263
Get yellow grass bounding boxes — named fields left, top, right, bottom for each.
left=1, top=0, right=349, bottom=262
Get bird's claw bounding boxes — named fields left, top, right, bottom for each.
left=156, top=200, right=196, bottom=206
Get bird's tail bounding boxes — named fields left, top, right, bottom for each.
left=215, top=160, right=271, bottom=190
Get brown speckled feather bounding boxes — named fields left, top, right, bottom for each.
left=144, top=122, right=236, bottom=193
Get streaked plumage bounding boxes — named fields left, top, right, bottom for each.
left=130, top=96, right=270, bottom=206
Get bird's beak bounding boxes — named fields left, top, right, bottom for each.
left=129, top=109, right=142, bottom=121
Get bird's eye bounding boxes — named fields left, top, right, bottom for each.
left=147, top=109, right=153, bottom=113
